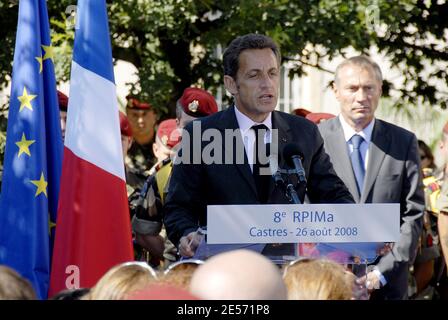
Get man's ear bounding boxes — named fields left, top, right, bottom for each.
left=224, top=75, right=238, bottom=95
left=332, top=81, right=340, bottom=101
left=152, top=142, right=159, bottom=157
left=127, top=136, right=133, bottom=151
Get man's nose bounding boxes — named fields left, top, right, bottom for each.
left=355, top=88, right=368, bottom=101
left=260, top=73, right=274, bottom=89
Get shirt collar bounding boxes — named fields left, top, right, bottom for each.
left=234, top=104, right=272, bottom=134
left=338, top=115, right=375, bottom=144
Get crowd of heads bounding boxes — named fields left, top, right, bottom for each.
left=0, top=250, right=364, bottom=300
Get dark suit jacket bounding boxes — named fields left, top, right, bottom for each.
left=164, top=106, right=354, bottom=247
left=318, top=117, right=424, bottom=299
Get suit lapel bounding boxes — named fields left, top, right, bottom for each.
left=360, top=120, right=389, bottom=203
left=216, top=106, right=258, bottom=197
left=325, top=118, right=361, bottom=201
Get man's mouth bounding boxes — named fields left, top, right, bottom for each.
left=353, top=106, right=369, bottom=111
left=259, top=94, right=274, bottom=101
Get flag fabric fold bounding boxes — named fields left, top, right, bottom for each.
left=49, top=0, right=133, bottom=296
left=0, top=0, right=63, bottom=299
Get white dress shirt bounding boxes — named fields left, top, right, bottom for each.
left=234, top=105, right=272, bottom=172
left=338, top=115, right=387, bottom=286
left=338, top=115, right=375, bottom=171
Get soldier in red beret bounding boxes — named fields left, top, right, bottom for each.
left=120, top=111, right=133, bottom=157
left=131, top=87, right=218, bottom=268
left=175, top=87, right=218, bottom=129
left=120, top=110, right=164, bottom=265
left=120, top=111, right=147, bottom=193
left=125, top=95, right=158, bottom=173
left=149, top=119, right=181, bottom=175
left=57, top=90, right=69, bottom=141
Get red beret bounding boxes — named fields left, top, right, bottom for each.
left=119, top=112, right=133, bottom=137
left=127, top=284, right=199, bottom=300
left=443, top=122, right=448, bottom=134
left=305, top=112, right=336, bottom=124
left=156, top=118, right=181, bottom=149
left=179, top=88, right=218, bottom=117
left=126, top=95, right=152, bottom=110
left=58, top=90, right=68, bottom=111
left=291, top=108, right=311, bottom=117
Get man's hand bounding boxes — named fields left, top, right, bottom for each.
left=135, top=234, right=164, bottom=259
left=179, top=231, right=203, bottom=258
left=377, top=242, right=393, bottom=256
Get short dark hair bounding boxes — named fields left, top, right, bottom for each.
left=223, top=33, right=281, bottom=79
left=418, top=139, right=436, bottom=169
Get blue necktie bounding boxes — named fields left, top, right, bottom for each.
left=350, top=134, right=365, bottom=195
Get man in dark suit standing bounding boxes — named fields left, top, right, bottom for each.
left=164, top=34, right=354, bottom=258
left=318, top=56, right=424, bottom=299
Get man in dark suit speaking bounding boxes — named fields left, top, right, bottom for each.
left=164, top=34, right=354, bottom=258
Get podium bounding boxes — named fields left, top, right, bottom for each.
left=188, top=203, right=400, bottom=266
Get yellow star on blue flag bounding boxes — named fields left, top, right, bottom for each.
left=18, top=87, right=37, bottom=112
left=15, top=132, right=35, bottom=157
left=30, top=172, right=48, bottom=197
left=0, top=0, right=63, bottom=300
left=41, top=44, right=54, bottom=62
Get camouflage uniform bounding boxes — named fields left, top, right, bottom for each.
left=125, top=166, right=146, bottom=198
left=420, top=168, right=442, bottom=257
left=130, top=158, right=178, bottom=269
left=436, top=177, right=448, bottom=278
left=130, top=87, right=219, bottom=269
left=409, top=168, right=442, bottom=298
left=125, top=141, right=155, bottom=173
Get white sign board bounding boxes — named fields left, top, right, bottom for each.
left=207, top=203, right=400, bottom=244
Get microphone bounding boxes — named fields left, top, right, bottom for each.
left=283, top=143, right=307, bottom=184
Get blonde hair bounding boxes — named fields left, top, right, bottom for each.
left=0, top=266, right=37, bottom=300
left=159, top=260, right=204, bottom=290
left=86, top=262, right=158, bottom=300
left=283, top=258, right=355, bottom=300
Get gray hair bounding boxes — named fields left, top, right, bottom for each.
left=334, top=55, right=383, bottom=85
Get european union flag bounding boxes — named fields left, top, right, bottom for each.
left=0, top=0, right=63, bottom=299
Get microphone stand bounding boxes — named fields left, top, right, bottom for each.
left=273, top=170, right=301, bottom=260
left=274, top=171, right=302, bottom=204
left=286, top=183, right=301, bottom=204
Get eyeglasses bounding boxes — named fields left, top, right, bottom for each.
left=163, top=259, right=205, bottom=276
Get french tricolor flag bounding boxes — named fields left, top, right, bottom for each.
left=49, top=0, right=133, bottom=296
